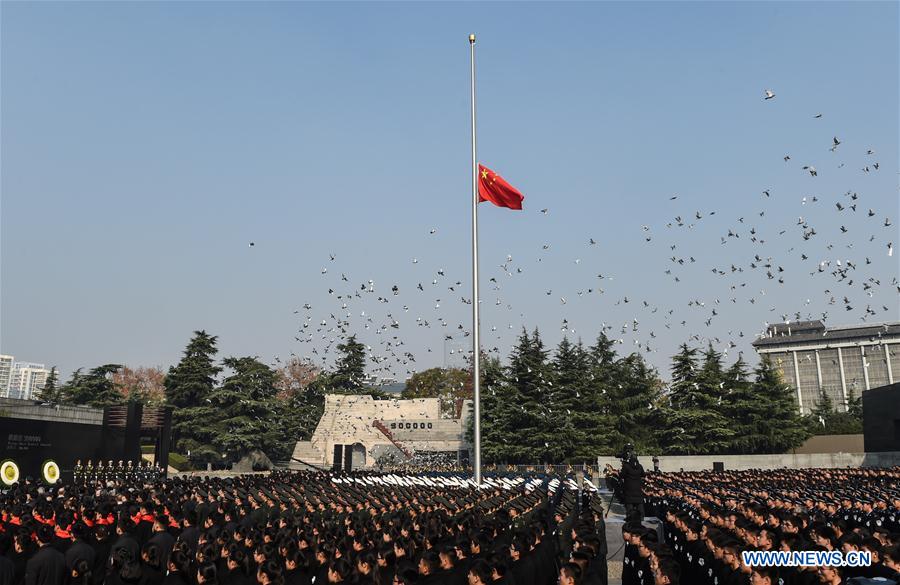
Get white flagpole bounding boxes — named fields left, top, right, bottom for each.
left=469, top=33, right=482, bottom=486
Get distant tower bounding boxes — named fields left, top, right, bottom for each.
left=9, top=362, right=51, bottom=400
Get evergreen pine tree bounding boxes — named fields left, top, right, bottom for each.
left=722, top=356, right=767, bottom=454
left=549, top=337, right=586, bottom=462
left=806, top=387, right=861, bottom=435
left=287, top=377, right=326, bottom=441
left=472, top=353, right=514, bottom=463
left=610, top=353, right=664, bottom=455
left=526, top=328, right=558, bottom=462
left=669, top=344, right=700, bottom=409
left=810, top=389, right=835, bottom=425
left=164, top=331, right=221, bottom=454
left=39, top=367, right=61, bottom=403
left=503, top=329, right=554, bottom=462
left=59, top=369, right=83, bottom=405
left=62, top=364, right=124, bottom=407
left=845, top=388, right=862, bottom=419
left=661, top=344, right=702, bottom=453
left=583, top=333, right=619, bottom=454
left=698, top=344, right=726, bottom=403
left=753, top=356, right=810, bottom=451
left=201, top=356, right=280, bottom=463
left=330, top=335, right=368, bottom=392
left=589, top=332, right=618, bottom=370
left=662, top=343, right=733, bottom=454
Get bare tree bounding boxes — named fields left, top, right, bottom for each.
left=112, top=366, right=166, bottom=404
left=275, top=357, right=321, bottom=400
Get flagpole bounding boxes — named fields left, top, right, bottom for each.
left=469, top=33, right=482, bottom=486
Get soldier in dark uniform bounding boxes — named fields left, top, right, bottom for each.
left=621, top=524, right=641, bottom=585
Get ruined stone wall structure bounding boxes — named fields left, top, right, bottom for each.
left=290, top=394, right=471, bottom=469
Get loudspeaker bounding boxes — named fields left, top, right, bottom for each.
left=713, top=461, right=725, bottom=472
left=332, top=445, right=343, bottom=471
left=344, top=446, right=353, bottom=472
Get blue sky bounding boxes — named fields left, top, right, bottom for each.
left=2, top=1, right=898, bottom=382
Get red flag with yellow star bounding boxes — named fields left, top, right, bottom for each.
left=478, top=164, right=524, bottom=210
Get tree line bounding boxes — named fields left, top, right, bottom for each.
left=39, top=327, right=861, bottom=467
left=464, top=329, right=860, bottom=463
left=39, top=330, right=375, bottom=466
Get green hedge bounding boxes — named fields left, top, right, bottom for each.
left=168, top=452, right=191, bottom=471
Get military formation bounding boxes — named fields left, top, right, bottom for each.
left=72, top=460, right=164, bottom=484
left=622, top=467, right=900, bottom=585
left=0, top=469, right=608, bottom=585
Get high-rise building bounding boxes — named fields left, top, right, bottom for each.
left=752, top=321, right=900, bottom=414
left=0, top=355, right=13, bottom=397
left=8, top=362, right=51, bottom=400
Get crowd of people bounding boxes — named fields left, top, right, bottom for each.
left=631, top=467, right=900, bottom=585
left=375, top=453, right=466, bottom=474
left=5, top=456, right=899, bottom=585
left=0, top=470, right=609, bottom=585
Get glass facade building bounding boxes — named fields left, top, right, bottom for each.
left=752, top=321, right=900, bottom=414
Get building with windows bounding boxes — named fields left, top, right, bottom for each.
left=0, top=355, right=13, bottom=397
left=8, top=362, right=51, bottom=401
left=752, top=321, right=900, bottom=414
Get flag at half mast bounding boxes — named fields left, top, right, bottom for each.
left=478, top=164, right=524, bottom=210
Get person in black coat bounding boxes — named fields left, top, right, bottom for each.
left=133, top=506, right=155, bottom=548
left=352, top=552, right=379, bottom=585
left=139, top=543, right=164, bottom=585
left=161, top=550, right=190, bottom=585
left=25, top=527, right=66, bottom=585
left=619, top=449, right=645, bottom=524
left=108, top=560, right=148, bottom=585
left=196, top=562, right=218, bottom=585
left=374, top=547, right=395, bottom=585
left=69, top=559, right=93, bottom=585
left=146, top=518, right=175, bottom=575
left=176, top=512, right=200, bottom=557
left=109, top=521, right=140, bottom=571
left=416, top=552, right=445, bottom=585
left=220, top=548, right=251, bottom=585
left=90, top=526, right=112, bottom=585
left=0, top=554, right=15, bottom=585
left=51, top=512, right=75, bottom=555
left=64, top=524, right=95, bottom=577
left=8, top=531, right=31, bottom=585
left=507, top=538, right=535, bottom=585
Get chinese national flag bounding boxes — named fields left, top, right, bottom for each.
left=478, top=164, right=524, bottom=210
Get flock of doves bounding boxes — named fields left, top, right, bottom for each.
left=252, top=88, right=896, bottom=382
